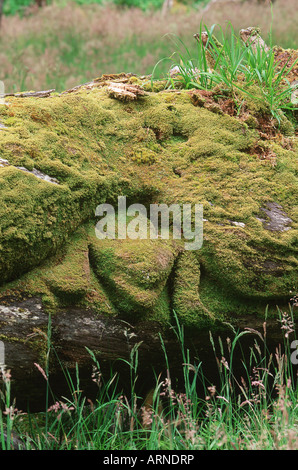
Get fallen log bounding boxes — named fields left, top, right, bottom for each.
left=0, top=296, right=296, bottom=412
left=0, top=296, right=178, bottom=410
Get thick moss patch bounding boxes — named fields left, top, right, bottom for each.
left=0, top=76, right=297, bottom=328
left=88, top=228, right=180, bottom=322
left=172, top=251, right=213, bottom=327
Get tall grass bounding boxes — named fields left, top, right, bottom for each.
left=0, top=302, right=297, bottom=450
left=0, top=0, right=296, bottom=93
left=153, top=22, right=297, bottom=123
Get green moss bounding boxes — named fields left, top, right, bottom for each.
left=131, top=148, right=157, bottom=165
left=46, top=227, right=91, bottom=303
left=234, top=83, right=271, bottom=116
left=173, top=251, right=214, bottom=327
left=278, top=115, right=295, bottom=136
left=128, top=76, right=144, bottom=86
left=88, top=226, right=179, bottom=321
left=0, top=80, right=296, bottom=328
left=142, top=80, right=168, bottom=92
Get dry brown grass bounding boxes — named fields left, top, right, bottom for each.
left=0, top=0, right=297, bottom=92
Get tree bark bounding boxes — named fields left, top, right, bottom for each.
left=0, top=297, right=176, bottom=410
left=4, top=89, right=55, bottom=98
left=0, top=296, right=294, bottom=411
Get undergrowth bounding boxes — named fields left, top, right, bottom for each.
left=152, top=23, right=298, bottom=125
left=0, top=1, right=297, bottom=93
left=0, top=302, right=297, bottom=450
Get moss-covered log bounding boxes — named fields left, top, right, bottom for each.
left=0, top=296, right=172, bottom=407
left=0, top=73, right=297, bottom=332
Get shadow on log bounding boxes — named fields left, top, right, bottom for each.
left=0, top=296, right=297, bottom=412
left=0, top=297, right=177, bottom=410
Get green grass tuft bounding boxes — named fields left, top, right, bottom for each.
left=1, top=304, right=297, bottom=450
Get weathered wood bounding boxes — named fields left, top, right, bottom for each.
left=0, top=297, right=175, bottom=408
left=0, top=430, right=26, bottom=450
left=107, top=82, right=147, bottom=101
left=3, top=89, right=55, bottom=99
left=0, top=295, right=296, bottom=412
left=0, top=297, right=168, bottom=369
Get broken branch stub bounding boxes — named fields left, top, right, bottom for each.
left=239, top=27, right=269, bottom=53
left=4, top=89, right=55, bottom=99
left=107, top=82, right=147, bottom=101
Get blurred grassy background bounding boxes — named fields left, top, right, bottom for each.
left=0, top=0, right=297, bottom=93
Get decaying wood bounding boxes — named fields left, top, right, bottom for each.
left=0, top=429, right=26, bottom=450
left=60, top=81, right=98, bottom=95
left=3, top=89, right=55, bottom=99
left=1, top=74, right=143, bottom=103
left=239, top=27, right=270, bottom=53
left=194, top=31, right=209, bottom=47
left=60, top=74, right=138, bottom=96
left=0, top=296, right=294, bottom=411
left=0, top=298, right=164, bottom=368
left=107, top=82, right=147, bottom=101
left=0, top=297, right=172, bottom=407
